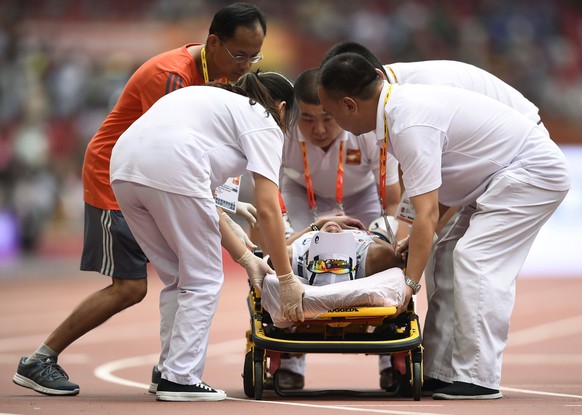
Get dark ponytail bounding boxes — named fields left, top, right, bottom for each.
left=234, top=71, right=298, bottom=132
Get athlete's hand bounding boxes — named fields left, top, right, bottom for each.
left=221, top=211, right=257, bottom=249
left=236, top=202, right=258, bottom=226
left=278, top=272, right=305, bottom=322
left=235, top=249, right=273, bottom=292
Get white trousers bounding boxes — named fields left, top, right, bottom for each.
left=281, top=177, right=381, bottom=231
left=112, top=181, right=223, bottom=385
left=423, top=173, right=568, bottom=389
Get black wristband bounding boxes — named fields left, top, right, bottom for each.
left=309, top=223, right=319, bottom=231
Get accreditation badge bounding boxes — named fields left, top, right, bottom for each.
left=214, top=176, right=241, bottom=213
left=396, top=193, right=416, bottom=225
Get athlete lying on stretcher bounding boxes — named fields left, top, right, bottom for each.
left=260, top=218, right=407, bottom=328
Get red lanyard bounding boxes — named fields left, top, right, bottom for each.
left=278, top=190, right=287, bottom=214
left=379, top=84, right=393, bottom=215
left=300, top=140, right=345, bottom=218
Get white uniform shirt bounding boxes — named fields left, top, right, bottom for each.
left=375, top=81, right=571, bottom=207
left=384, top=60, right=541, bottom=124
left=110, top=86, right=283, bottom=198
left=282, top=126, right=398, bottom=199
left=291, top=229, right=375, bottom=283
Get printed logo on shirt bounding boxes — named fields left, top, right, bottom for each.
left=346, top=148, right=362, bottom=165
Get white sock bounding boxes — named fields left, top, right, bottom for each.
left=26, top=344, right=58, bottom=363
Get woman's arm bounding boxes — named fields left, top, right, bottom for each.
left=254, top=173, right=304, bottom=321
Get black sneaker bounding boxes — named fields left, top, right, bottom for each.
left=432, top=381, right=502, bottom=400
left=12, top=356, right=79, bottom=396
left=148, top=365, right=161, bottom=394
left=274, top=369, right=304, bottom=390
left=379, top=368, right=396, bottom=390
left=421, top=378, right=452, bottom=397
left=156, top=378, right=227, bottom=402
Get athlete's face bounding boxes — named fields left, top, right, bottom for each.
left=212, top=23, right=265, bottom=81
left=320, top=221, right=342, bottom=233
left=297, top=101, right=342, bottom=150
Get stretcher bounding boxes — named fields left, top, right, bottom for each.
left=242, top=285, right=423, bottom=400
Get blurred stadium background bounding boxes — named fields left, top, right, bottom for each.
left=0, top=0, right=580, bottom=275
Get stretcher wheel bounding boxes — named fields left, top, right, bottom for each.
left=412, top=361, right=422, bottom=401
left=243, top=351, right=254, bottom=398
left=253, top=360, right=264, bottom=400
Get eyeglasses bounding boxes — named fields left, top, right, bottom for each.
left=219, top=38, right=263, bottom=64
left=307, top=258, right=354, bottom=275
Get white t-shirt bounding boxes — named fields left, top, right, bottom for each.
left=384, top=60, right=541, bottom=124
left=375, top=81, right=571, bottom=207
left=110, top=86, right=284, bottom=199
left=291, top=229, right=376, bottom=283
left=282, top=126, right=398, bottom=199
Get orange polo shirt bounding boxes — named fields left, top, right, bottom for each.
left=82, top=43, right=206, bottom=210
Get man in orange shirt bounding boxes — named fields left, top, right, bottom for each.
left=13, top=2, right=266, bottom=397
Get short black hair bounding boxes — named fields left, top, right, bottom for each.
left=321, top=41, right=388, bottom=78
left=319, top=52, right=381, bottom=100
left=209, top=2, right=267, bottom=40
left=294, top=67, right=320, bottom=105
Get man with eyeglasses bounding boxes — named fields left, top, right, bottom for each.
left=13, top=2, right=266, bottom=398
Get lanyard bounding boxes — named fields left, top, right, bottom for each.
left=278, top=191, right=287, bottom=214
left=380, top=84, right=398, bottom=252
left=379, top=84, right=393, bottom=214
left=300, top=140, right=345, bottom=218
left=201, top=47, right=209, bottom=83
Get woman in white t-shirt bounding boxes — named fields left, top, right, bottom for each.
left=110, top=73, right=302, bottom=402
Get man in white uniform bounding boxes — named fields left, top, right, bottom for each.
left=110, top=74, right=305, bottom=402
left=318, top=53, right=570, bottom=400
left=278, top=67, right=401, bottom=390
left=320, top=41, right=556, bottom=395
left=281, top=68, right=400, bottom=232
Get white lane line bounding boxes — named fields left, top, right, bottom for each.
left=94, top=353, right=158, bottom=389
left=93, top=339, right=243, bottom=389
left=503, top=353, right=582, bottom=364
left=95, top=342, right=454, bottom=415
left=227, top=397, right=450, bottom=415
left=508, top=315, right=582, bottom=347
left=95, top=341, right=582, bottom=415
left=500, top=386, right=582, bottom=399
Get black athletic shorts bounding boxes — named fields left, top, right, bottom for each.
left=80, top=203, right=148, bottom=279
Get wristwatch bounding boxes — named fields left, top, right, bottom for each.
left=309, top=223, right=319, bottom=231
left=404, top=277, right=421, bottom=295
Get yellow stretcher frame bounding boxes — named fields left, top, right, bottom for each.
left=242, top=288, right=423, bottom=400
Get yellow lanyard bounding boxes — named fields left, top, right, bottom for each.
left=300, top=140, right=345, bottom=217
left=385, top=65, right=398, bottom=83
left=379, top=84, right=393, bottom=215
left=201, top=47, right=209, bottom=83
